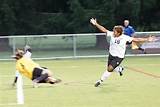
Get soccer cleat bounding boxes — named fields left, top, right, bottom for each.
left=119, top=67, right=124, bottom=76
left=50, top=79, right=62, bottom=84
left=54, top=79, right=62, bottom=84
left=119, top=71, right=123, bottom=76
left=94, top=80, right=102, bottom=87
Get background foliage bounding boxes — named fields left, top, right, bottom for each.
left=0, top=0, right=159, bottom=35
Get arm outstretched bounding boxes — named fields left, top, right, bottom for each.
left=90, top=18, right=108, bottom=33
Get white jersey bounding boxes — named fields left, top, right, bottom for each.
left=107, top=31, right=133, bottom=58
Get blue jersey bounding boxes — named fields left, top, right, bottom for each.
left=124, top=25, right=135, bottom=37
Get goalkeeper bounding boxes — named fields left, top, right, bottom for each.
left=12, top=46, right=61, bottom=88
left=12, top=45, right=32, bottom=86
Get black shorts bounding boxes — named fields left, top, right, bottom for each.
left=108, top=53, right=124, bottom=69
left=32, top=68, right=43, bottom=80
left=32, top=67, right=48, bottom=83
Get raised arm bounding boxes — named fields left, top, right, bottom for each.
left=132, top=36, right=157, bottom=42
left=12, top=71, right=19, bottom=87
left=23, top=45, right=32, bottom=58
left=90, top=18, right=108, bottom=33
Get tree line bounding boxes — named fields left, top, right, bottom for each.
left=0, top=0, right=159, bottom=36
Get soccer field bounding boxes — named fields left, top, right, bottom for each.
left=0, top=56, right=160, bottom=107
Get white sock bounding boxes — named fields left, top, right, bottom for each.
left=114, top=66, right=123, bottom=73
left=100, top=71, right=112, bottom=81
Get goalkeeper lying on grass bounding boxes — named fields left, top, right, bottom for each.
left=12, top=46, right=61, bottom=88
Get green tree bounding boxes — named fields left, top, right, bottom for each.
left=0, top=0, right=16, bottom=50
left=0, top=0, right=16, bottom=35
left=139, top=0, right=159, bottom=30
left=0, top=0, right=159, bottom=36
left=66, top=0, right=87, bottom=33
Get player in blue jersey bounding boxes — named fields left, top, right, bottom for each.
left=123, top=20, right=145, bottom=53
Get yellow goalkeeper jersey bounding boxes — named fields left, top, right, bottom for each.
left=16, top=57, right=40, bottom=79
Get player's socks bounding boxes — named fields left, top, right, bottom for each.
left=100, top=71, right=111, bottom=80
left=33, top=82, right=39, bottom=88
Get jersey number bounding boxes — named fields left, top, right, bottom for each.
left=115, top=39, right=120, bottom=44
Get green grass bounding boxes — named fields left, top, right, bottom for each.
left=0, top=56, right=160, bottom=107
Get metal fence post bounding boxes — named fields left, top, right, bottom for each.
left=12, top=37, right=16, bottom=55
left=73, top=35, right=77, bottom=58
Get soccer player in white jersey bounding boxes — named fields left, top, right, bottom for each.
left=90, top=18, right=156, bottom=87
